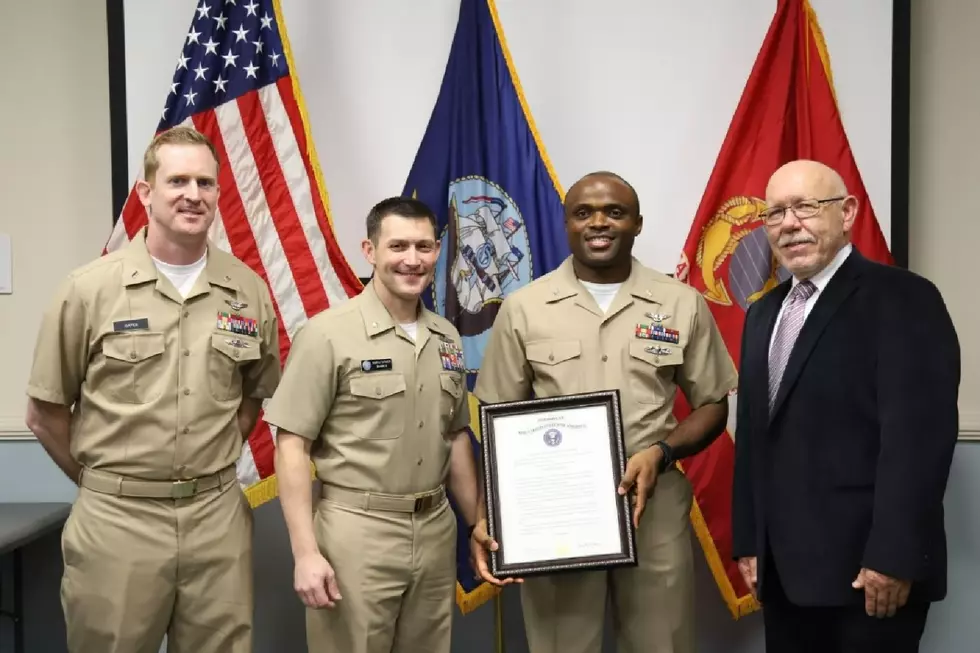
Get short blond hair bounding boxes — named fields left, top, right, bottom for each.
left=142, top=126, right=220, bottom=183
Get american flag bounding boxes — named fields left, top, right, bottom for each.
left=104, top=0, right=362, bottom=504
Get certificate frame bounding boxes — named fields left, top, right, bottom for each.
left=479, top=389, right=637, bottom=578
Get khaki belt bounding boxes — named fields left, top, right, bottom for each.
left=79, top=465, right=238, bottom=500
left=320, top=484, right=445, bottom=513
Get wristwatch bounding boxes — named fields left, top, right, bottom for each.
left=652, top=440, right=675, bottom=474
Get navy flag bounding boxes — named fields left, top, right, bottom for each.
left=402, top=0, right=568, bottom=614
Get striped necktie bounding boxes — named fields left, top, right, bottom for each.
left=768, top=280, right=816, bottom=411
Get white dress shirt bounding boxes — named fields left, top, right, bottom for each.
left=768, top=242, right=853, bottom=356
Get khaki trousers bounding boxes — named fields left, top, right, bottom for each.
left=521, top=470, right=696, bottom=653
left=61, top=475, right=254, bottom=653
left=306, top=494, right=457, bottom=653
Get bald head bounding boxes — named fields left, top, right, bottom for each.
left=566, top=171, right=640, bottom=215
left=763, top=159, right=858, bottom=280
left=766, top=159, right=848, bottom=201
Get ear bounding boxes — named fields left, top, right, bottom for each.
left=635, top=213, right=643, bottom=237
left=136, top=179, right=152, bottom=208
left=361, top=238, right=376, bottom=267
left=841, top=195, right=859, bottom=232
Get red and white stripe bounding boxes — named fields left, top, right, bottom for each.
left=104, top=79, right=362, bottom=490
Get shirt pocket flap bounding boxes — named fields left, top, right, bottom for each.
left=440, top=373, right=463, bottom=398
left=210, top=333, right=262, bottom=362
left=349, top=373, right=407, bottom=399
left=526, top=339, right=581, bottom=365
left=103, top=332, right=166, bottom=363
left=628, top=339, right=685, bottom=367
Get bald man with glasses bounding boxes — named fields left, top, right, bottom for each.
left=732, top=159, right=960, bottom=653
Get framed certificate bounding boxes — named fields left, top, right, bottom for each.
left=479, top=389, right=638, bottom=578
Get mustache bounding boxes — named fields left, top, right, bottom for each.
left=777, top=233, right=816, bottom=247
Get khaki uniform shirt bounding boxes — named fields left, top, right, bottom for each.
left=263, top=282, right=471, bottom=495
left=26, top=228, right=281, bottom=480
left=474, top=256, right=737, bottom=456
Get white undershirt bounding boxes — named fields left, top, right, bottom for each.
left=579, top=280, right=623, bottom=314
left=400, top=321, right=418, bottom=341
left=152, top=252, right=207, bottom=299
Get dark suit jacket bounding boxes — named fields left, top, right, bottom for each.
left=732, top=247, right=960, bottom=607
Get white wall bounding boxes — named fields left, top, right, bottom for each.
left=122, top=0, right=893, bottom=279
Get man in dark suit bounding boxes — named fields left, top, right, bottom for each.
left=732, top=159, right=960, bottom=653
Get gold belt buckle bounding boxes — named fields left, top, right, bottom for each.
left=171, top=479, right=198, bottom=499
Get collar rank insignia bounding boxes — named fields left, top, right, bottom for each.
left=635, top=322, right=680, bottom=344
left=217, top=311, right=259, bottom=338
left=438, top=340, right=465, bottom=372
left=646, top=345, right=672, bottom=356
left=226, top=300, right=248, bottom=311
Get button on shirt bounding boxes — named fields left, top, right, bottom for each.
left=262, top=282, right=471, bottom=495
left=474, top=256, right=738, bottom=456
left=26, top=229, right=281, bottom=480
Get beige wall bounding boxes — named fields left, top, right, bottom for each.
left=909, top=0, right=980, bottom=436
left=0, top=2, right=112, bottom=436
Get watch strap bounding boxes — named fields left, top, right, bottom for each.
left=652, top=440, right=674, bottom=473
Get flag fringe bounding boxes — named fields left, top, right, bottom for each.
left=688, top=493, right=761, bottom=619
left=485, top=0, right=565, bottom=200
left=802, top=0, right=837, bottom=105
left=456, top=579, right=502, bottom=615
left=245, top=474, right=280, bottom=509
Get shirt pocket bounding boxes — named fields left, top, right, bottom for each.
left=525, top=339, right=582, bottom=396
left=348, top=372, right=408, bottom=440
left=627, top=339, right=685, bottom=406
left=208, top=333, right=262, bottom=401
left=439, top=372, right=464, bottom=434
left=100, top=332, right=168, bottom=404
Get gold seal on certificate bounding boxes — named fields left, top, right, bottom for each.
left=479, top=390, right=637, bottom=578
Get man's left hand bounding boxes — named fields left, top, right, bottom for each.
left=617, top=445, right=663, bottom=528
left=852, top=568, right=911, bottom=618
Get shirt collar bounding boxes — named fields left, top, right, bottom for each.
left=793, top=242, right=852, bottom=295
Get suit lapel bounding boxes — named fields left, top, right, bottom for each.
left=769, top=251, right=865, bottom=422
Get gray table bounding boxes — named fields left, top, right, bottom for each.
left=0, top=503, right=72, bottom=653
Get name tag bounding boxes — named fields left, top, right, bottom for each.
left=113, top=318, right=149, bottom=332
left=361, top=359, right=393, bottom=372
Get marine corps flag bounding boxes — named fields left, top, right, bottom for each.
left=673, top=0, right=892, bottom=619
left=402, top=0, right=568, bottom=615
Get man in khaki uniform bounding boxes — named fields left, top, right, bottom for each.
left=25, top=126, right=280, bottom=653
left=471, top=172, right=737, bottom=653
left=266, top=197, right=481, bottom=653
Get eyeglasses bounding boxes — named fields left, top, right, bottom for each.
left=759, top=196, right=846, bottom=226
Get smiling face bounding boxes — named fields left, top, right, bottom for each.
left=764, top=160, right=858, bottom=279
left=137, top=142, right=219, bottom=249
left=563, top=173, right=642, bottom=282
left=362, top=213, right=439, bottom=304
